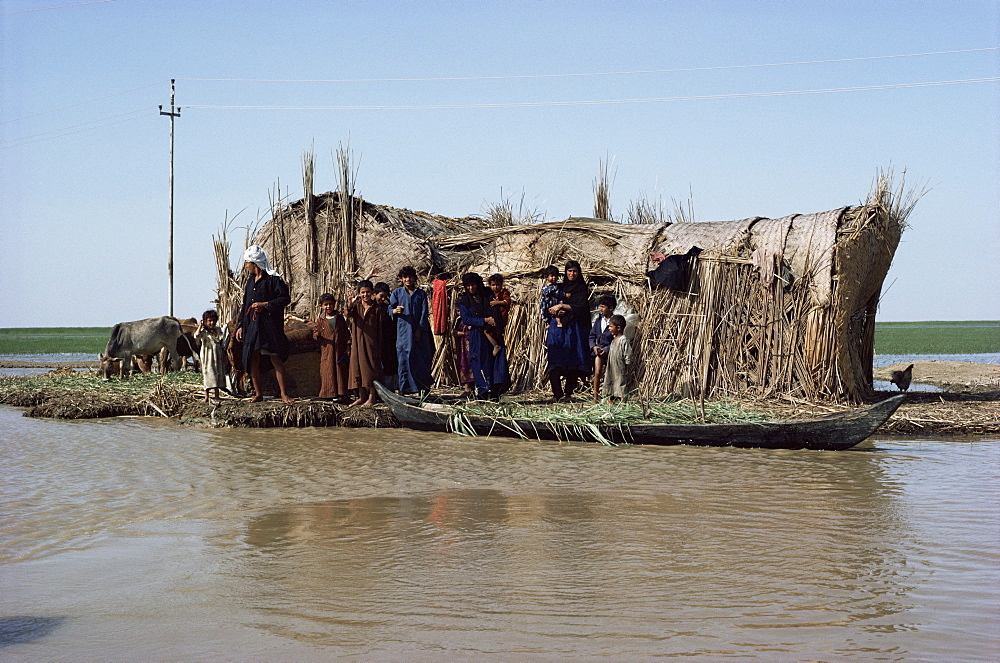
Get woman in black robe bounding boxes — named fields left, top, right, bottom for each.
left=458, top=273, right=511, bottom=399
left=235, top=245, right=293, bottom=403
left=544, top=260, right=592, bottom=401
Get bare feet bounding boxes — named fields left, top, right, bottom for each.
left=492, top=344, right=502, bottom=357
left=361, top=398, right=376, bottom=408
left=348, top=397, right=364, bottom=407
left=280, top=395, right=294, bottom=404
left=249, top=395, right=263, bottom=403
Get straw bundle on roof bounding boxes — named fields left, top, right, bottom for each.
left=252, top=191, right=479, bottom=315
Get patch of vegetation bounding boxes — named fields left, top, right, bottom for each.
left=0, top=327, right=111, bottom=355
left=0, top=370, right=199, bottom=396
left=874, top=322, right=1000, bottom=354
left=0, top=370, right=202, bottom=418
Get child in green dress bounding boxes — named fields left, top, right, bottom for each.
left=602, top=314, right=633, bottom=401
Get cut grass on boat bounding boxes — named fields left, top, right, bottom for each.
left=449, top=398, right=778, bottom=446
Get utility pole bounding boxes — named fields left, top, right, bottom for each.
left=159, top=79, right=181, bottom=317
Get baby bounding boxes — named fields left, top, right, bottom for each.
left=539, top=265, right=565, bottom=328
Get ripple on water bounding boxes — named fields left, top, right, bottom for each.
left=1, top=407, right=998, bottom=660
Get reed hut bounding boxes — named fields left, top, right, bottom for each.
left=215, top=172, right=913, bottom=403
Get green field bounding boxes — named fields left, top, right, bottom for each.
left=2, top=322, right=997, bottom=356
left=874, top=322, right=999, bottom=355
left=0, top=328, right=112, bottom=355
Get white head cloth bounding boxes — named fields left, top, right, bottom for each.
left=243, top=245, right=280, bottom=277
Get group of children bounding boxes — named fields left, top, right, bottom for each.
left=539, top=265, right=633, bottom=402
left=313, top=271, right=422, bottom=408
left=587, top=294, right=632, bottom=402
left=193, top=262, right=632, bottom=405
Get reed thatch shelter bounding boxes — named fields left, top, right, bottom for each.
left=215, top=169, right=914, bottom=403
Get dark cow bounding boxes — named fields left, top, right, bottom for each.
left=177, top=317, right=201, bottom=371
left=99, top=316, right=182, bottom=379
left=158, top=317, right=201, bottom=372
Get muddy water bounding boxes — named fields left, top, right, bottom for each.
left=1, top=407, right=997, bottom=661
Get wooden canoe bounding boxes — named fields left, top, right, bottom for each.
left=374, top=382, right=905, bottom=451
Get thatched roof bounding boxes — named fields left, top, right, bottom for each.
left=254, top=192, right=480, bottom=311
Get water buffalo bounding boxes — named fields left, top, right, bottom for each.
left=157, top=318, right=201, bottom=372
left=99, top=316, right=182, bottom=379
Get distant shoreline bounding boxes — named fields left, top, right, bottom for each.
left=0, top=360, right=98, bottom=369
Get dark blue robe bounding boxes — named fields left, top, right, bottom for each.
left=589, top=315, right=614, bottom=356
left=389, top=286, right=433, bottom=394
left=459, top=296, right=511, bottom=398
left=545, top=315, right=591, bottom=375
left=546, top=276, right=592, bottom=376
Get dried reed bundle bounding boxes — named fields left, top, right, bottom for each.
left=302, top=144, right=317, bottom=274
left=481, top=195, right=516, bottom=229
left=479, top=190, right=543, bottom=228
left=265, top=179, right=296, bottom=297
left=308, top=143, right=363, bottom=311
left=671, top=191, right=696, bottom=224
left=626, top=192, right=668, bottom=224
left=212, top=210, right=247, bottom=328
left=334, top=143, right=359, bottom=280
left=593, top=156, right=613, bottom=221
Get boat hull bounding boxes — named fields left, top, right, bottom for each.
left=374, top=383, right=905, bottom=451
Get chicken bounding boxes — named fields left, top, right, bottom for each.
left=890, top=363, right=914, bottom=391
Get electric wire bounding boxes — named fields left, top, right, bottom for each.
left=183, top=77, right=999, bottom=111
left=177, top=47, right=999, bottom=84
left=0, top=107, right=155, bottom=149
left=1, top=81, right=166, bottom=125
left=0, top=0, right=116, bottom=16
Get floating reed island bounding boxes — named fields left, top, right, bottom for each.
left=1, top=370, right=996, bottom=436
left=0, top=370, right=397, bottom=428
left=216, top=153, right=921, bottom=404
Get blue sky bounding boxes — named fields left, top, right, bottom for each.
left=1, top=0, right=997, bottom=327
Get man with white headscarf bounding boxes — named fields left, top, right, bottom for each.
left=235, top=245, right=293, bottom=403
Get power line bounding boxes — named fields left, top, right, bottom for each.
left=182, top=77, right=1000, bottom=111
left=1, top=81, right=165, bottom=125
left=0, top=0, right=116, bottom=16
left=2, top=74, right=994, bottom=148
left=5, top=47, right=991, bottom=127
left=1, top=106, right=152, bottom=142
left=0, top=107, right=154, bottom=149
left=178, top=47, right=999, bottom=84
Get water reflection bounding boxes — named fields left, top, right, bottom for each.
left=0, top=616, right=66, bottom=647
left=228, top=444, right=920, bottom=654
